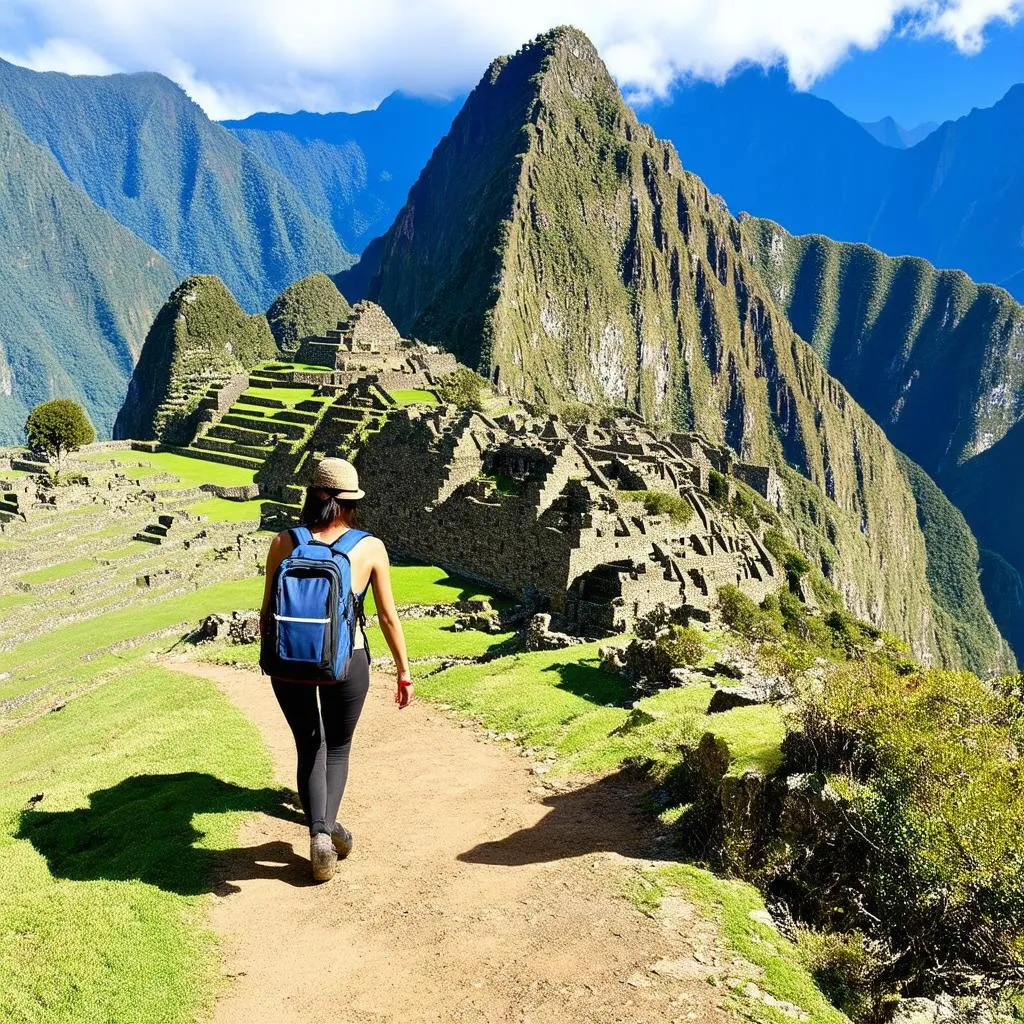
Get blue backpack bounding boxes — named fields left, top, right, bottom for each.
left=260, top=526, right=371, bottom=682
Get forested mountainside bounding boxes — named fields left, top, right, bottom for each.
left=342, top=26, right=1008, bottom=674
left=0, top=59, right=353, bottom=312
left=743, top=216, right=1024, bottom=658
left=0, top=105, right=176, bottom=441
left=223, top=92, right=461, bottom=254
left=114, top=272, right=349, bottom=441
left=114, top=276, right=276, bottom=443
left=643, top=70, right=1024, bottom=301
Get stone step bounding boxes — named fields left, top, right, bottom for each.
left=234, top=394, right=286, bottom=410
left=163, top=445, right=264, bottom=472
left=221, top=414, right=305, bottom=440
left=273, top=409, right=319, bottom=426
left=193, top=437, right=271, bottom=461
left=207, top=423, right=272, bottom=446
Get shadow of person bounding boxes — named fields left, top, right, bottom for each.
left=16, top=772, right=311, bottom=896
left=457, top=767, right=656, bottom=867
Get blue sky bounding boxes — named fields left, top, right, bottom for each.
left=0, top=1, right=1020, bottom=124
left=813, top=15, right=1024, bottom=126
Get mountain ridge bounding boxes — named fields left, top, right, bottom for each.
left=0, top=58, right=353, bottom=312
left=342, top=26, right=1008, bottom=672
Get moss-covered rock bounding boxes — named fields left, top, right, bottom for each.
left=114, top=275, right=276, bottom=443
left=266, top=272, right=350, bottom=351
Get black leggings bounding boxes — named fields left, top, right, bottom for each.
left=272, top=649, right=370, bottom=836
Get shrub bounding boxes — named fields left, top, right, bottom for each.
left=25, top=399, right=95, bottom=470
left=794, top=660, right=1024, bottom=994
left=730, top=488, right=760, bottom=530
left=436, top=368, right=487, bottom=410
left=707, top=468, right=729, bottom=504
left=717, top=584, right=783, bottom=642
left=622, top=489, right=693, bottom=525
left=657, top=625, right=707, bottom=667
left=795, top=928, right=880, bottom=1019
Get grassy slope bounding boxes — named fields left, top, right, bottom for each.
left=0, top=106, right=176, bottom=442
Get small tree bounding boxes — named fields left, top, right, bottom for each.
left=25, top=399, right=95, bottom=472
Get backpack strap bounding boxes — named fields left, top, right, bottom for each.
left=289, top=525, right=312, bottom=547
left=330, top=529, right=371, bottom=557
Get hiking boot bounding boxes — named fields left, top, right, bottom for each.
left=331, top=822, right=354, bottom=860
left=310, top=832, right=337, bottom=882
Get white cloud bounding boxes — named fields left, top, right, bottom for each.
left=0, top=0, right=1020, bottom=118
left=0, top=36, right=120, bottom=77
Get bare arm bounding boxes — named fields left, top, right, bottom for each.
left=368, top=539, right=413, bottom=706
left=260, top=532, right=293, bottom=630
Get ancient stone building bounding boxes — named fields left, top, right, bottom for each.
left=296, top=301, right=457, bottom=389
left=355, top=404, right=779, bottom=635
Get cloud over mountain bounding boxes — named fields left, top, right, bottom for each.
left=0, top=0, right=1020, bottom=118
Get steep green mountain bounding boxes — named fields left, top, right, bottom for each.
left=0, top=59, right=353, bottom=312
left=643, top=71, right=1024, bottom=301
left=114, top=276, right=276, bottom=443
left=266, top=273, right=350, bottom=351
left=742, top=217, right=1024, bottom=659
left=0, top=105, right=176, bottom=441
left=223, top=93, right=462, bottom=254
left=344, top=27, right=1003, bottom=671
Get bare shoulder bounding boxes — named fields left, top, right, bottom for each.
left=361, top=534, right=389, bottom=563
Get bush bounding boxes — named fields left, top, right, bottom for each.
left=707, top=468, right=729, bottom=504
left=622, top=489, right=693, bottom=526
left=657, top=625, right=707, bottom=667
left=794, top=660, right=1024, bottom=994
left=436, top=368, right=488, bottom=410
left=730, top=488, right=760, bottom=530
left=795, top=928, right=880, bottom=1019
left=717, top=584, right=783, bottom=642
left=25, top=399, right=95, bottom=470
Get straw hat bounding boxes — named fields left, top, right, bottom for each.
left=310, top=457, right=365, bottom=500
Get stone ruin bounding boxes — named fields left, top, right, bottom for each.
left=296, top=300, right=458, bottom=390
left=355, top=403, right=782, bottom=636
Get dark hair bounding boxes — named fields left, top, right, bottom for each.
left=300, top=488, right=360, bottom=530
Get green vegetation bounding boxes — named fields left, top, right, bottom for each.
left=80, top=449, right=257, bottom=488
left=115, top=276, right=278, bottom=443
left=897, top=454, right=1015, bottom=676
left=389, top=388, right=440, bottom=407
left=742, top=214, right=1024, bottom=668
left=265, top=273, right=351, bottom=351
left=434, top=368, right=488, bottom=410
left=364, top=563, right=495, bottom=613
left=628, top=866, right=848, bottom=1024
left=25, top=399, right=95, bottom=470
left=0, top=106, right=176, bottom=443
left=0, top=664, right=278, bottom=1024
left=0, top=58, right=351, bottom=316
left=787, top=659, right=1024, bottom=1001
left=619, top=489, right=693, bottom=525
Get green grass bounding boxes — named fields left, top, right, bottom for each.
left=240, top=385, right=319, bottom=407
left=0, top=663, right=279, bottom=1024
left=15, top=557, right=96, bottom=586
left=366, top=564, right=496, bottom=613
left=627, top=865, right=849, bottom=1024
left=417, top=646, right=786, bottom=776
left=389, top=388, right=439, bottom=407
left=79, top=450, right=256, bottom=488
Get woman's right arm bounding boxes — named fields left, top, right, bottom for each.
left=368, top=539, right=413, bottom=708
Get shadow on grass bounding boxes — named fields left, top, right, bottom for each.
left=17, top=772, right=316, bottom=895
left=544, top=660, right=632, bottom=707
left=458, top=766, right=655, bottom=866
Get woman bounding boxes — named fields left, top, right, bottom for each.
left=260, top=457, right=412, bottom=882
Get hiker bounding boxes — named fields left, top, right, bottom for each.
left=259, top=457, right=412, bottom=882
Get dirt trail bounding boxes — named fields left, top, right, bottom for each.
left=183, top=661, right=732, bottom=1024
